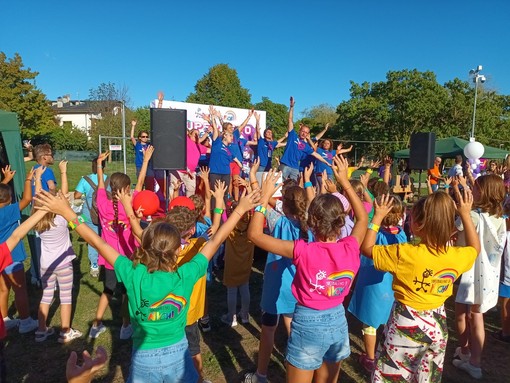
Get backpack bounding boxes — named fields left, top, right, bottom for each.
left=83, top=175, right=109, bottom=225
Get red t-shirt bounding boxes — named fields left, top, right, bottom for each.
left=0, top=242, right=13, bottom=339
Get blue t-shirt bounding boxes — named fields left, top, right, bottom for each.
left=75, top=173, right=108, bottom=222
left=0, top=203, right=27, bottom=262
left=134, top=141, right=150, bottom=169
left=32, top=164, right=56, bottom=194
left=209, top=137, right=233, bottom=175
left=280, top=130, right=313, bottom=169
left=256, top=138, right=278, bottom=171
left=314, top=148, right=335, bottom=176
left=230, top=130, right=248, bottom=163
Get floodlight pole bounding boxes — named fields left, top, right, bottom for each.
left=121, top=101, right=127, bottom=174
left=470, top=66, right=484, bottom=139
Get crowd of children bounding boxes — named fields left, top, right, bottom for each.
left=0, top=97, right=510, bottom=383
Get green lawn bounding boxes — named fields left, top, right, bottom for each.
left=2, top=161, right=508, bottom=382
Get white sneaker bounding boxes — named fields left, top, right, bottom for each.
left=221, top=314, right=238, bottom=327
left=120, top=324, right=133, bottom=340
left=238, top=311, right=250, bottom=324
left=18, top=317, right=38, bottom=334
left=453, top=346, right=471, bottom=362
left=89, top=323, right=107, bottom=339
left=58, top=328, right=83, bottom=344
left=452, top=359, right=482, bottom=379
left=3, top=317, right=19, bottom=331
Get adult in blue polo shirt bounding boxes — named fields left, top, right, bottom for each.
left=252, top=111, right=287, bottom=184
left=279, top=97, right=331, bottom=181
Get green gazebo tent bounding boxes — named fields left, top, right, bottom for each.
left=394, top=136, right=508, bottom=160
left=0, top=110, right=27, bottom=200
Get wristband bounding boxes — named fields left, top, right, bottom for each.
left=254, top=205, right=267, bottom=217
left=213, top=207, right=224, bottom=214
left=68, top=215, right=86, bottom=230
left=444, top=184, right=450, bottom=189
left=304, top=181, right=312, bottom=188
left=368, top=222, right=380, bottom=232
left=366, top=169, right=373, bottom=174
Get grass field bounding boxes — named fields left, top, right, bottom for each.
left=1, top=160, right=508, bottom=382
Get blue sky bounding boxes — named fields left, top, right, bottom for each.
left=1, top=0, right=509, bottom=117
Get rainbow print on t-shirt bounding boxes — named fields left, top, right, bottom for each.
left=433, top=268, right=458, bottom=283
left=326, top=270, right=355, bottom=297
left=147, top=293, right=187, bottom=321
left=432, top=268, right=459, bottom=294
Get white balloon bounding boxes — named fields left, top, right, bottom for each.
left=464, top=140, right=485, bottom=159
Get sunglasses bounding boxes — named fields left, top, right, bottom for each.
left=140, top=136, right=149, bottom=138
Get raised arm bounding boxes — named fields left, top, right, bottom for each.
left=248, top=170, right=295, bottom=258
left=201, top=188, right=260, bottom=261
left=253, top=112, right=261, bottom=141
left=454, top=187, right=481, bottom=253
left=314, top=123, right=329, bottom=141
left=7, top=209, right=48, bottom=251
left=130, top=120, right=137, bottom=146
left=96, top=152, right=109, bottom=190
left=59, top=160, right=69, bottom=195
left=333, top=155, right=368, bottom=245
left=23, top=140, right=33, bottom=162
left=360, top=194, right=393, bottom=258
left=34, top=166, right=46, bottom=195
left=303, top=163, right=316, bottom=204
left=20, top=167, right=35, bottom=210
left=210, top=106, right=219, bottom=141
left=117, top=188, right=142, bottom=243
left=1, top=165, right=15, bottom=185
left=238, top=108, right=254, bottom=131
left=208, top=180, right=227, bottom=237
left=198, top=167, right=211, bottom=219
left=287, top=96, right=295, bottom=133
left=134, top=146, right=154, bottom=192
left=35, top=191, right=121, bottom=266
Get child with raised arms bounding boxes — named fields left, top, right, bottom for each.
left=361, top=190, right=480, bottom=382
left=34, top=185, right=260, bottom=383
left=248, top=155, right=368, bottom=383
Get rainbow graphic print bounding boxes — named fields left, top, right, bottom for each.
left=147, top=293, right=187, bottom=321
left=326, top=270, right=355, bottom=297
left=432, top=268, right=459, bottom=294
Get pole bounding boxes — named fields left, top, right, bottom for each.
left=121, top=101, right=127, bottom=174
left=471, top=77, right=479, bottom=139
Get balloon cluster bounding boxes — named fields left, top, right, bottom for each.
left=468, top=158, right=482, bottom=179
left=464, top=139, right=485, bottom=180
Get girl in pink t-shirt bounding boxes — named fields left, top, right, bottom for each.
left=89, top=148, right=153, bottom=340
left=248, top=155, right=368, bottom=383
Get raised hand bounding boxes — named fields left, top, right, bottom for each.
left=237, top=188, right=261, bottom=214
left=97, top=151, right=110, bottom=164
left=35, top=165, right=47, bottom=180
left=324, top=178, right=338, bottom=193
left=59, top=160, right=68, bottom=174
left=211, top=180, right=227, bottom=202
left=360, top=172, right=370, bottom=188
left=303, top=163, right=314, bottom=182
left=143, top=145, right=154, bottom=162
left=332, top=155, right=349, bottom=184
left=34, top=190, right=72, bottom=216
left=373, top=193, right=394, bottom=220
left=250, top=157, right=260, bottom=175
left=116, top=188, right=134, bottom=214
left=289, top=96, right=295, bottom=108
left=1, top=165, right=16, bottom=183
left=454, top=186, right=474, bottom=217
left=261, top=169, right=282, bottom=204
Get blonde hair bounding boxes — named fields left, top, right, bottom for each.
left=411, top=192, right=455, bottom=253
left=377, top=194, right=404, bottom=227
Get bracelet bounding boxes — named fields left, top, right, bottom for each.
left=304, top=181, right=313, bottom=188
left=368, top=222, right=380, bottom=232
left=25, top=178, right=31, bottom=182
left=129, top=214, right=137, bottom=220
left=366, top=169, right=373, bottom=174
left=233, top=210, right=243, bottom=218
left=444, top=184, right=450, bottom=189
left=213, top=207, right=224, bottom=214
left=68, top=215, right=86, bottom=230
left=254, top=205, right=267, bottom=217
left=250, top=181, right=258, bottom=186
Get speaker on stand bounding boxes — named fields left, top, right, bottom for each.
left=409, top=132, right=436, bottom=196
left=150, top=108, right=187, bottom=211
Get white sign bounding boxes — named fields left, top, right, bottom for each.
left=150, top=100, right=267, bottom=141
left=109, top=144, right=122, bottom=151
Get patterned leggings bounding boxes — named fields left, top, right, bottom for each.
left=373, top=301, right=447, bottom=383
left=40, top=263, right=74, bottom=305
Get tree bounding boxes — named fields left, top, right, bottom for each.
left=87, top=82, right=131, bottom=151
left=300, top=104, right=339, bottom=135
left=0, top=52, right=57, bottom=138
left=253, top=97, right=288, bottom=138
left=186, top=64, right=251, bottom=108
left=50, top=122, right=88, bottom=150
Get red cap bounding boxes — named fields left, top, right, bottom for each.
left=169, top=196, right=195, bottom=211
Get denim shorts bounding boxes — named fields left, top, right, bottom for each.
left=286, top=304, right=350, bottom=370
left=127, top=337, right=198, bottom=383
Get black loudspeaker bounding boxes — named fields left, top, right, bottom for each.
left=409, top=132, right=436, bottom=170
left=150, top=108, right=187, bottom=170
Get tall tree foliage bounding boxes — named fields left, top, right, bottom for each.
left=0, top=52, right=56, bottom=138
left=300, top=104, right=339, bottom=136
left=186, top=64, right=252, bottom=108
left=87, top=82, right=130, bottom=150
left=253, top=97, right=288, bottom=138
left=334, top=69, right=510, bottom=156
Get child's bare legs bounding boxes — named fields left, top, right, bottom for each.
left=2, top=269, right=31, bottom=319
left=502, top=297, right=510, bottom=335
left=192, top=354, right=205, bottom=383
left=0, top=274, right=10, bottom=318
left=313, top=360, right=342, bottom=383
left=60, top=304, right=72, bottom=332
left=455, top=302, right=471, bottom=355
left=93, top=293, right=111, bottom=327
left=37, top=302, right=50, bottom=331
left=468, top=306, right=484, bottom=367
left=363, top=332, right=377, bottom=360
left=286, top=363, right=313, bottom=383
left=256, top=323, right=277, bottom=377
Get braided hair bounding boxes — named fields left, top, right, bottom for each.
left=109, top=172, right=131, bottom=231
left=282, top=186, right=309, bottom=241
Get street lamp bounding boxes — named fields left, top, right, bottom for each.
left=469, top=65, right=486, bottom=139
left=464, top=65, right=486, bottom=163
